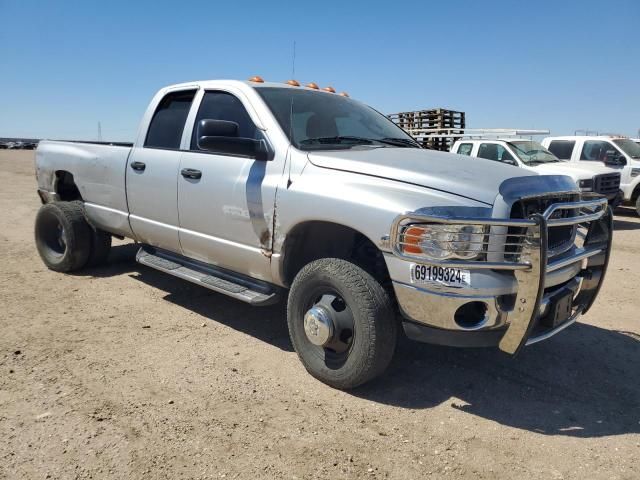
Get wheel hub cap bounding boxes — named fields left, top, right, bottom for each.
left=303, top=306, right=334, bottom=346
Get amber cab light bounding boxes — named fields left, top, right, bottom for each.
left=339, top=92, right=349, bottom=97
left=322, top=86, right=336, bottom=93
left=306, top=82, right=319, bottom=89
left=286, top=79, right=300, bottom=86
left=249, top=75, right=264, bottom=83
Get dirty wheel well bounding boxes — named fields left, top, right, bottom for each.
left=55, top=171, right=82, bottom=201
left=282, top=222, right=392, bottom=292
left=632, top=184, right=640, bottom=203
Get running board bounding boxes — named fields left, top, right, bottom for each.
left=136, top=247, right=279, bottom=306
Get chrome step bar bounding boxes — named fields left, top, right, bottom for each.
left=136, top=247, right=279, bottom=306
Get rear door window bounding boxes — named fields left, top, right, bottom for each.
left=457, top=143, right=473, bottom=156
left=547, top=140, right=575, bottom=160
left=145, top=90, right=197, bottom=149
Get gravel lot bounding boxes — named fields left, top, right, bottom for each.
left=1, top=150, right=638, bottom=479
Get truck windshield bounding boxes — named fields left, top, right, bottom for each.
left=507, top=140, right=560, bottom=165
left=255, top=87, right=420, bottom=150
left=613, top=139, right=640, bottom=159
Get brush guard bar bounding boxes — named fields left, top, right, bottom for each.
left=390, top=196, right=613, bottom=355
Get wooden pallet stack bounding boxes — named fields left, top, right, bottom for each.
left=388, top=108, right=466, bottom=151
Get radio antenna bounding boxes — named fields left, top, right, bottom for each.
left=291, top=40, right=296, bottom=77
left=287, top=40, right=296, bottom=188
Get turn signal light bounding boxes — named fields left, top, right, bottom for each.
left=322, top=86, right=336, bottom=93
left=401, top=226, right=425, bottom=254
left=286, top=79, right=300, bottom=86
left=249, top=75, right=264, bottom=83
left=306, top=82, right=319, bottom=89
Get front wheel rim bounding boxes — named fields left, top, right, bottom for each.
left=302, top=289, right=356, bottom=367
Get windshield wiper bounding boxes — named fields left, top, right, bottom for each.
left=300, top=136, right=375, bottom=146
left=379, top=137, right=421, bottom=148
left=300, top=136, right=420, bottom=149
left=527, top=159, right=559, bottom=165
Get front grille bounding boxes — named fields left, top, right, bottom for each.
left=505, top=193, right=580, bottom=260
left=593, top=173, right=621, bottom=195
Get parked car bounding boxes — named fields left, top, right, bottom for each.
left=542, top=136, right=640, bottom=215
left=451, top=138, right=622, bottom=206
left=33, top=78, right=612, bottom=388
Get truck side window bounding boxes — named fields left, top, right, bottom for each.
left=547, top=140, right=575, bottom=159
left=457, top=143, right=473, bottom=156
left=145, top=90, right=197, bottom=149
left=580, top=141, right=616, bottom=162
left=191, top=91, right=259, bottom=150
left=477, top=143, right=515, bottom=164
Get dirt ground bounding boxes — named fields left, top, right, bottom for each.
left=0, top=150, right=638, bottom=480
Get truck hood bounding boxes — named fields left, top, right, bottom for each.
left=307, top=147, right=537, bottom=205
left=558, top=160, right=623, bottom=175
left=527, top=162, right=595, bottom=180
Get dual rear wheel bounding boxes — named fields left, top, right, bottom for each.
left=35, top=201, right=112, bottom=272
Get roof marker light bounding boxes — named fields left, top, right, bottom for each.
left=339, top=92, right=350, bottom=97
left=306, top=82, right=319, bottom=90
left=322, top=86, right=336, bottom=93
left=286, top=79, right=300, bottom=86
left=249, top=76, right=264, bottom=83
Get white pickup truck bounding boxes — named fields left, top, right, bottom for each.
left=542, top=136, right=640, bottom=215
left=34, top=78, right=612, bottom=389
left=451, top=138, right=622, bottom=206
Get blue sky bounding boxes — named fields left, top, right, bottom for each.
left=0, top=0, right=638, bottom=140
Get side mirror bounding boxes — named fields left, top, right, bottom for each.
left=196, top=119, right=273, bottom=161
left=605, top=150, right=626, bottom=166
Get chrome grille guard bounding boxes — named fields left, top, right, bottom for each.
left=390, top=196, right=613, bottom=355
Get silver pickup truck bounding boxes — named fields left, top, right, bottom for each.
left=34, top=78, right=612, bottom=389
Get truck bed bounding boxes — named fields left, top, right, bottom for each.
left=35, top=140, right=134, bottom=237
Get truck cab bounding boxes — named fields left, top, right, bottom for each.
left=451, top=138, right=622, bottom=204
left=33, top=79, right=614, bottom=389
left=542, top=136, right=640, bottom=214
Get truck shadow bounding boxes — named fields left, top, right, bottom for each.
left=354, top=323, right=640, bottom=438
left=613, top=208, right=640, bottom=231
left=613, top=218, right=640, bottom=231
left=84, top=244, right=639, bottom=438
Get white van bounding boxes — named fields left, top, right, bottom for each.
left=452, top=138, right=622, bottom=205
left=542, top=136, right=640, bottom=215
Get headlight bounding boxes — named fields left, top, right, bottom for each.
left=578, top=179, right=593, bottom=191
left=631, top=168, right=640, bottom=178
left=401, top=224, right=486, bottom=260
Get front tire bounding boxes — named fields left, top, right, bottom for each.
left=635, top=195, right=640, bottom=217
left=287, top=258, right=397, bottom=389
left=35, top=202, right=92, bottom=272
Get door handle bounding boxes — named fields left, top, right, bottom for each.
left=181, top=168, right=202, bottom=180
left=130, top=161, right=146, bottom=171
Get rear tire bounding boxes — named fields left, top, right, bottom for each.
left=35, top=202, right=91, bottom=272
left=287, top=258, right=397, bottom=389
left=86, top=228, right=112, bottom=267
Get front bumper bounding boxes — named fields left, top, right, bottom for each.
left=389, top=197, right=613, bottom=355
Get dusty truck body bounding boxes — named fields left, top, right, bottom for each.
left=34, top=79, right=612, bottom=389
